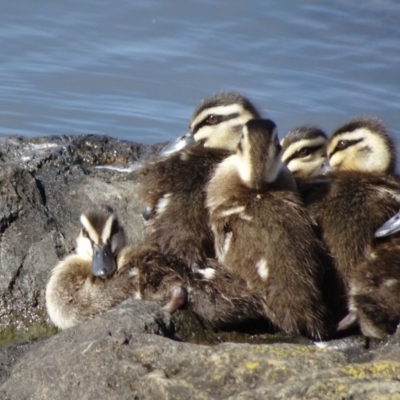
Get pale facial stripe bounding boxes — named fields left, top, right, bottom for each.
left=80, top=214, right=100, bottom=244
left=194, top=113, right=254, bottom=146
left=328, top=129, right=366, bottom=157
left=328, top=127, right=390, bottom=172
left=190, top=103, right=248, bottom=130
left=101, top=214, right=116, bottom=244
left=75, top=233, right=93, bottom=259
left=282, top=137, right=326, bottom=162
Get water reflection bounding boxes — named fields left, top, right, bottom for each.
left=0, top=0, right=399, bottom=143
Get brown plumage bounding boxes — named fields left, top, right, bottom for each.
left=206, top=119, right=329, bottom=339
left=305, top=116, right=400, bottom=338
left=45, top=205, right=136, bottom=329
left=137, top=91, right=262, bottom=267
left=119, top=242, right=270, bottom=331
left=281, top=126, right=328, bottom=178
left=46, top=206, right=269, bottom=331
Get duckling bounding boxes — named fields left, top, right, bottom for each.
left=281, top=126, right=349, bottom=330
left=46, top=206, right=269, bottom=331
left=281, top=126, right=328, bottom=178
left=118, top=244, right=270, bottom=331
left=137, top=91, right=262, bottom=268
left=46, top=205, right=135, bottom=329
left=206, top=118, right=328, bottom=339
left=306, top=116, right=400, bottom=337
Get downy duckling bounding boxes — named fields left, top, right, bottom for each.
left=46, top=205, right=134, bottom=329
left=281, top=126, right=347, bottom=329
left=137, top=91, right=262, bottom=268
left=46, top=206, right=268, bottom=331
left=206, top=118, right=328, bottom=339
left=307, top=116, right=400, bottom=338
left=281, top=126, right=328, bottom=178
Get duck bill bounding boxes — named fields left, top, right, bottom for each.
left=375, top=212, right=400, bottom=238
left=91, top=243, right=116, bottom=278
left=314, top=159, right=333, bottom=176
left=159, top=131, right=196, bottom=157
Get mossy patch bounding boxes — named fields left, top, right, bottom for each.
left=0, top=322, right=58, bottom=348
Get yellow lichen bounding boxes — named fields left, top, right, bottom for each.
left=340, top=361, right=400, bottom=379
left=245, top=361, right=259, bottom=370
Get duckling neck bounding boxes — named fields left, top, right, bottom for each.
left=270, top=164, right=299, bottom=193
left=207, top=155, right=298, bottom=212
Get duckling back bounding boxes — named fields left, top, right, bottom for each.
left=306, top=117, right=400, bottom=337
left=47, top=205, right=269, bottom=331
left=207, top=119, right=329, bottom=339
left=137, top=91, right=262, bottom=268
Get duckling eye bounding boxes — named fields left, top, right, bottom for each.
left=81, top=228, right=89, bottom=238
left=336, top=140, right=349, bottom=151
left=296, top=147, right=311, bottom=157
left=206, top=114, right=219, bottom=125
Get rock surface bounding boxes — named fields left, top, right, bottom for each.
left=0, top=134, right=153, bottom=344
left=2, top=299, right=400, bottom=399
left=1, top=134, right=400, bottom=398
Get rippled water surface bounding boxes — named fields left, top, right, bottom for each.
left=1, top=1, right=400, bottom=144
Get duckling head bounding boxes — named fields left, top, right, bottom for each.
left=326, top=117, right=396, bottom=174
left=281, top=126, right=327, bottom=178
left=235, top=118, right=282, bottom=190
left=189, top=91, right=262, bottom=152
left=76, top=205, right=126, bottom=278
left=160, top=91, right=262, bottom=156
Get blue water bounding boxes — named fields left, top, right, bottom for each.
left=1, top=1, right=400, bottom=145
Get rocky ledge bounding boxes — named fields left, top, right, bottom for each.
left=0, top=134, right=400, bottom=399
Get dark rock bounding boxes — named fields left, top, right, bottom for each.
left=0, top=135, right=162, bottom=343
left=2, top=300, right=400, bottom=399
left=1, top=134, right=400, bottom=398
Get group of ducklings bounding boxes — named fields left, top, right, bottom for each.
left=46, top=91, right=400, bottom=341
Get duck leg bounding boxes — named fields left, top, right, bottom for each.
left=162, top=286, right=188, bottom=314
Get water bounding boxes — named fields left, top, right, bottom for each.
left=1, top=0, right=400, bottom=145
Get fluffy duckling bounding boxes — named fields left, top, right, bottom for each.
left=206, top=118, right=328, bottom=339
left=308, top=116, right=398, bottom=283
left=281, top=126, right=348, bottom=329
left=46, top=205, right=134, bottom=329
left=46, top=206, right=268, bottom=331
left=281, top=126, right=328, bottom=178
left=137, top=91, right=262, bottom=268
left=306, top=116, right=400, bottom=338
left=119, top=244, right=270, bottom=331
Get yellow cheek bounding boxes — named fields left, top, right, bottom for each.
left=331, top=157, right=358, bottom=171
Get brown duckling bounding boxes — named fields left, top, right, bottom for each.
left=46, top=205, right=134, bottom=329
left=46, top=206, right=268, bottom=331
left=281, top=126, right=328, bottom=178
left=306, top=116, right=400, bottom=338
left=281, top=126, right=348, bottom=330
left=137, top=91, right=262, bottom=268
left=206, top=118, right=329, bottom=339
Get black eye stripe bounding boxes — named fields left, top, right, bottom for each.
left=285, top=145, right=324, bottom=164
left=329, top=138, right=363, bottom=158
left=192, top=112, right=240, bottom=134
